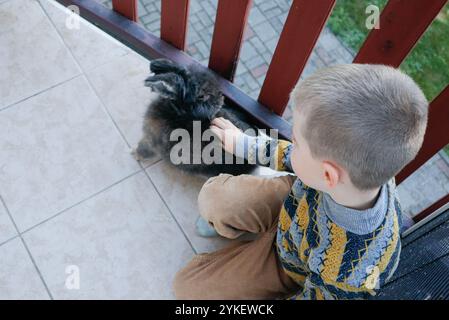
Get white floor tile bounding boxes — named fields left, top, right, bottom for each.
left=38, top=0, right=130, bottom=73
left=23, top=172, right=194, bottom=299
left=0, top=0, right=80, bottom=109
left=146, top=161, right=234, bottom=254
left=0, top=76, right=140, bottom=231
left=0, top=202, right=16, bottom=244
left=86, top=53, right=161, bottom=165
left=0, top=238, right=50, bottom=299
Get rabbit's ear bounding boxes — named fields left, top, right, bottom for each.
left=149, top=59, right=184, bottom=74
left=145, top=73, right=187, bottom=102
left=172, top=75, right=188, bottom=102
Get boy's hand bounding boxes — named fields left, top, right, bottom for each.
left=210, top=117, right=243, bottom=155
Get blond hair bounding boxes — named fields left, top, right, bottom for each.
left=291, top=64, right=428, bottom=190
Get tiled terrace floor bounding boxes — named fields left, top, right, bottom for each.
left=1, top=0, right=449, bottom=299
left=0, top=0, right=262, bottom=299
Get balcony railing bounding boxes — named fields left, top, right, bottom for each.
left=55, top=0, right=449, bottom=226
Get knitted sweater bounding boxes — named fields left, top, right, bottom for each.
left=236, top=134, right=402, bottom=300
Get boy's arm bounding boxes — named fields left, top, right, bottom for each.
left=210, top=117, right=294, bottom=173
left=235, top=134, right=294, bottom=172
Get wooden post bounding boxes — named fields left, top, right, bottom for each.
left=161, top=0, right=190, bottom=50
left=112, top=0, right=138, bottom=22
left=257, top=0, right=336, bottom=115
left=208, top=0, right=253, bottom=81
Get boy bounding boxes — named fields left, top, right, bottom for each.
left=173, top=64, right=428, bottom=299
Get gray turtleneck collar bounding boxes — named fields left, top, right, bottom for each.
left=321, top=182, right=389, bottom=235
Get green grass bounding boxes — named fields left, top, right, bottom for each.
left=327, top=0, right=449, bottom=157
left=445, top=145, right=449, bottom=157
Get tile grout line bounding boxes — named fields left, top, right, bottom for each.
left=34, top=1, right=181, bottom=236
left=39, top=0, right=198, bottom=256
left=40, top=0, right=199, bottom=255
left=1, top=3, right=140, bottom=299
left=1, top=0, right=94, bottom=113
left=0, top=195, right=54, bottom=300
left=68, top=68, right=188, bottom=246
left=0, top=170, right=166, bottom=296
left=0, top=234, right=19, bottom=248
left=38, top=0, right=137, bottom=151
left=83, top=72, right=136, bottom=149
left=20, top=167, right=144, bottom=235
left=0, top=165, right=160, bottom=298
left=142, top=169, right=198, bottom=255
left=0, top=73, right=83, bottom=114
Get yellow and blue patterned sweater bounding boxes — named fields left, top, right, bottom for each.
left=237, top=135, right=402, bottom=300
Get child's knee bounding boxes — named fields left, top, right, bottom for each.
left=198, top=174, right=233, bottom=221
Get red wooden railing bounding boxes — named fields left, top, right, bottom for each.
left=160, top=0, right=190, bottom=50
left=258, top=0, right=336, bottom=115
left=354, top=0, right=447, bottom=67
left=59, top=0, right=449, bottom=224
left=111, top=0, right=137, bottom=21
left=208, top=0, right=252, bottom=81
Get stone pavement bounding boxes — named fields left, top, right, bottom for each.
left=397, top=153, right=449, bottom=218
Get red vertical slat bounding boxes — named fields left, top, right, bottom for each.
left=208, top=0, right=253, bottom=81
left=396, top=85, right=449, bottom=184
left=350, top=0, right=449, bottom=224
left=258, top=0, right=336, bottom=115
left=404, top=85, right=449, bottom=223
left=112, top=0, right=138, bottom=22
left=161, top=0, right=190, bottom=50
left=354, top=0, right=447, bottom=67
left=413, top=194, right=449, bottom=223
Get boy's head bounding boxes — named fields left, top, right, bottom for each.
left=289, top=63, right=428, bottom=193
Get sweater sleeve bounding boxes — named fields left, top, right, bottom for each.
left=234, top=133, right=294, bottom=173
left=286, top=272, right=375, bottom=300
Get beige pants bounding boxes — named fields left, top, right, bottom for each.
left=173, top=173, right=300, bottom=299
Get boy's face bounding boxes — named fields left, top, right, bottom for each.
left=290, top=109, right=338, bottom=191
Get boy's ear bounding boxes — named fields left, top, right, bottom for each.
left=322, top=161, right=342, bottom=188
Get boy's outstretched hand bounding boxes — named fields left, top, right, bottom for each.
left=210, top=117, right=243, bottom=155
